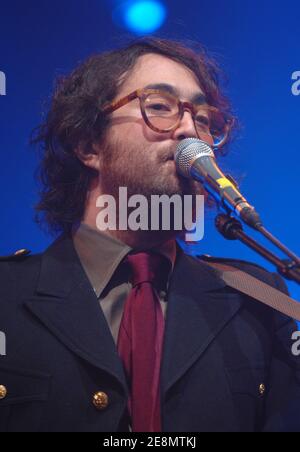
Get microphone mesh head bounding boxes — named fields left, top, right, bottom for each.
left=175, top=138, right=214, bottom=178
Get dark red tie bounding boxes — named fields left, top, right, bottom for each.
left=117, top=252, right=170, bottom=432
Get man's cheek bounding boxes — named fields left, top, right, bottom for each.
left=141, top=121, right=165, bottom=142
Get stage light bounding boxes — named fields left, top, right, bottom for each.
left=113, top=1, right=167, bottom=35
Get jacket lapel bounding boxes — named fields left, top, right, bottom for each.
left=24, top=235, right=128, bottom=395
left=161, top=251, right=243, bottom=397
left=23, top=235, right=244, bottom=401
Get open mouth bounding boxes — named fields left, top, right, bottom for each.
left=166, top=158, right=175, bottom=164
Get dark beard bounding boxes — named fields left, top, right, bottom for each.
left=99, top=136, right=200, bottom=202
left=94, top=136, right=210, bottom=236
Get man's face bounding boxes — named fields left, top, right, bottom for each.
left=97, top=53, right=206, bottom=200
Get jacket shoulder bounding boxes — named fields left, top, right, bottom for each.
left=0, top=249, right=43, bottom=301
left=0, top=248, right=32, bottom=262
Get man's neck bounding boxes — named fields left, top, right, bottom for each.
left=81, top=219, right=178, bottom=251
left=83, top=182, right=181, bottom=250
left=112, top=230, right=178, bottom=251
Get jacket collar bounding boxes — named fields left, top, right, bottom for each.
left=24, top=234, right=243, bottom=399
left=26, top=234, right=130, bottom=394
left=72, top=223, right=177, bottom=297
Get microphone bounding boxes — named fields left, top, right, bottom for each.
left=175, top=138, right=263, bottom=230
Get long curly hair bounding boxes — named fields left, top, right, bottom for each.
left=32, top=37, right=236, bottom=236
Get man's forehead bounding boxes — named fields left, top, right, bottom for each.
left=120, top=53, right=205, bottom=100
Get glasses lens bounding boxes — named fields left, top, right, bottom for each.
left=144, top=93, right=179, bottom=130
left=143, top=92, right=229, bottom=148
left=195, top=107, right=228, bottom=148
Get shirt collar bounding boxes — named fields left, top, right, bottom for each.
left=72, top=223, right=177, bottom=298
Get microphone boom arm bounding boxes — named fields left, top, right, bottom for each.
left=215, top=214, right=300, bottom=285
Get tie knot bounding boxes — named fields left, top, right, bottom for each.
left=126, top=252, right=170, bottom=289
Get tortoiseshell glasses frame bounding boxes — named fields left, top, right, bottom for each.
left=102, top=88, right=233, bottom=149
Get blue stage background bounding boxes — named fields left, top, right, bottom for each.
left=0, top=0, right=299, bottom=304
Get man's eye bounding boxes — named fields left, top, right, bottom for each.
left=196, top=115, right=209, bottom=126
left=147, top=103, right=171, bottom=112
left=195, top=115, right=210, bottom=126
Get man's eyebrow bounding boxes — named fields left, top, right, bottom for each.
left=144, top=83, right=207, bottom=105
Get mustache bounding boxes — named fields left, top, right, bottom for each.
left=161, top=145, right=178, bottom=162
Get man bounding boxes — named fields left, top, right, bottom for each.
left=0, top=37, right=299, bottom=432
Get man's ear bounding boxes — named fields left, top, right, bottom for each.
left=75, top=142, right=102, bottom=172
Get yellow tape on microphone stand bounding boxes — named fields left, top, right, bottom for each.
left=217, top=178, right=235, bottom=190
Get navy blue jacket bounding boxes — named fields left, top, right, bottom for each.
left=0, top=234, right=300, bottom=432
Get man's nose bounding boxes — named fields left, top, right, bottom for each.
left=172, top=110, right=198, bottom=141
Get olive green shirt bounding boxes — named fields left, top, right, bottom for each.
left=72, top=223, right=176, bottom=345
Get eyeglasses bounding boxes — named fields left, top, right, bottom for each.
left=102, top=88, right=233, bottom=149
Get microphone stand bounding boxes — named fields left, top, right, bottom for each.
left=214, top=213, right=300, bottom=285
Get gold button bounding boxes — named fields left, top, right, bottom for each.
left=0, top=385, right=7, bottom=400
left=259, top=383, right=266, bottom=396
left=93, top=391, right=109, bottom=410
